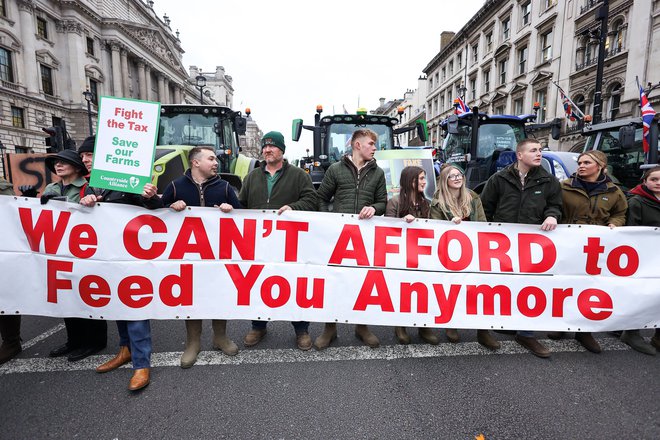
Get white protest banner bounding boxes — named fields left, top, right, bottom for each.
left=89, top=96, right=160, bottom=194
left=0, top=195, right=658, bottom=331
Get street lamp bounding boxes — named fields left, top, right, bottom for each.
left=195, top=74, right=206, bottom=105
left=0, top=139, right=6, bottom=179
left=82, top=88, right=94, bottom=135
left=458, top=85, right=467, bottom=100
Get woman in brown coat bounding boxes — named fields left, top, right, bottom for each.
left=430, top=164, right=500, bottom=350
left=549, top=150, right=627, bottom=353
left=386, top=166, right=440, bottom=345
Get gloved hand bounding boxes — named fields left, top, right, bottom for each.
left=40, top=193, right=57, bottom=205
left=18, top=185, right=38, bottom=198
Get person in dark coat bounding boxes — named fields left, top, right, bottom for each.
left=44, top=149, right=108, bottom=362
left=238, top=131, right=317, bottom=350
left=80, top=164, right=163, bottom=391
left=162, top=146, right=241, bottom=368
left=0, top=179, right=21, bottom=365
left=621, top=165, right=660, bottom=355
left=480, top=139, right=561, bottom=358
left=314, top=128, right=387, bottom=349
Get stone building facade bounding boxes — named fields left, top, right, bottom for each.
left=423, top=0, right=660, bottom=151
left=0, top=0, right=235, bottom=176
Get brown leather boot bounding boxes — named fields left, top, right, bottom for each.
left=96, top=345, right=131, bottom=373
left=477, top=330, right=501, bottom=350
left=181, top=320, right=202, bottom=368
left=296, top=332, right=312, bottom=350
left=128, top=368, right=150, bottom=391
left=621, top=330, right=656, bottom=355
left=355, top=324, right=379, bottom=348
left=575, top=332, right=601, bottom=354
left=314, top=323, right=337, bottom=350
left=515, top=334, right=550, bottom=358
left=212, top=320, right=238, bottom=356
left=243, top=328, right=267, bottom=347
left=394, top=327, right=411, bottom=344
left=445, top=328, right=460, bottom=343
left=418, top=328, right=439, bottom=345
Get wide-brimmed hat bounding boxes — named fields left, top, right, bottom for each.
left=45, top=149, right=87, bottom=175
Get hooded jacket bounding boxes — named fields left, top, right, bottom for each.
left=560, top=173, right=627, bottom=226
left=43, top=176, right=88, bottom=203
left=239, top=160, right=317, bottom=211
left=317, top=155, right=387, bottom=215
left=480, top=163, right=562, bottom=224
left=626, top=184, right=660, bottom=227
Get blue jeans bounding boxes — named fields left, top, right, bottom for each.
left=251, top=320, right=309, bottom=334
left=117, top=320, right=151, bottom=369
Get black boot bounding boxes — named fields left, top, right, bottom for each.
left=0, top=315, right=22, bottom=364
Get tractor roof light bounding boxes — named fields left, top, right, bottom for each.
left=356, top=107, right=368, bottom=115
left=316, top=105, right=323, bottom=113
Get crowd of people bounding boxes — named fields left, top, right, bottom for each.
left=0, top=129, right=658, bottom=392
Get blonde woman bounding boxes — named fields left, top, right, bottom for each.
left=430, top=164, right=500, bottom=350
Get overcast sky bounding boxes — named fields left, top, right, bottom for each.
left=154, top=0, right=485, bottom=159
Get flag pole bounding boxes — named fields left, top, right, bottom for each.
left=552, top=81, right=586, bottom=119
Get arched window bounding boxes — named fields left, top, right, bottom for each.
left=574, top=94, right=586, bottom=117
left=609, top=19, right=624, bottom=53
left=608, top=83, right=621, bottom=120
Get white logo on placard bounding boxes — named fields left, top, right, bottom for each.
left=129, top=176, right=139, bottom=188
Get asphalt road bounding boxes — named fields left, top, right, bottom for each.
left=1, top=316, right=658, bottom=440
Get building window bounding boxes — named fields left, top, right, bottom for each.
left=448, top=61, right=454, bottom=76
left=608, top=83, right=621, bottom=120
left=502, top=17, right=511, bottom=41
left=86, top=37, right=95, bottom=56
left=535, top=89, right=547, bottom=122
left=0, top=0, right=6, bottom=17
left=518, top=46, right=528, bottom=75
left=486, top=32, right=493, bottom=52
left=575, top=94, right=586, bottom=116
left=440, top=95, right=445, bottom=111
left=483, top=69, right=490, bottom=92
left=434, top=72, right=439, bottom=87
left=541, top=29, right=553, bottom=63
left=11, top=106, right=24, bottom=128
left=441, top=67, right=446, bottom=82
left=429, top=76, right=434, bottom=91
left=521, top=1, right=531, bottom=26
left=40, top=64, right=53, bottom=95
left=499, top=58, right=507, bottom=85
left=36, top=17, right=48, bottom=40
left=0, top=47, right=14, bottom=82
left=514, top=98, right=524, bottom=115
left=469, top=78, right=476, bottom=100
left=15, top=146, right=30, bottom=154
left=457, top=53, right=462, bottom=70
left=544, top=0, right=556, bottom=10
left=472, top=43, right=479, bottom=64
left=433, top=98, right=438, bottom=116
left=495, top=105, right=504, bottom=115
left=89, top=79, right=99, bottom=105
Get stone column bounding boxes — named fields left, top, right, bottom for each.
left=59, top=19, right=86, bottom=104
left=174, top=85, right=182, bottom=104
left=120, top=49, right=129, bottom=98
left=17, top=0, right=39, bottom=95
left=158, top=74, right=166, bottom=104
left=110, top=43, right=122, bottom=97
left=145, top=65, right=152, bottom=100
left=137, top=60, right=146, bottom=100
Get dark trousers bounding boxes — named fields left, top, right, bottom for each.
left=64, top=318, right=107, bottom=348
left=251, top=320, right=309, bottom=334
left=0, top=315, right=21, bottom=345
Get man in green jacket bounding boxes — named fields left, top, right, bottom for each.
left=239, top=131, right=318, bottom=350
left=315, top=128, right=387, bottom=349
left=480, top=138, right=561, bottom=359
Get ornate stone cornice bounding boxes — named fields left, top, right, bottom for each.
left=17, top=0, right=35, bottom=13
left=56, top=19, right=83, bottom=35
left=119, top=24, right=180, bottom=71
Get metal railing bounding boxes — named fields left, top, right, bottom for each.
left=580, top=0, right=601, bottom=15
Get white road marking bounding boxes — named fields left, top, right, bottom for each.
left=0, top=338, right=635, bottom=375
left=21, top=323, right=65, bottom=350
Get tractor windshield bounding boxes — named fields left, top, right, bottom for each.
left=158, top=113, right=238, bottom=150
left=443, top=120, right=526, bottom=160
left=325, top=123, right=393, bottom=162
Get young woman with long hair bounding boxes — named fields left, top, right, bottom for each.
left=385, top=166, right=439, bottom=345
left=430, top=164, right=501, bottom=350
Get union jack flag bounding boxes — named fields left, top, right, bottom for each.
left=453, top=97, right=470, bottom=115
left=640, top=85, right=656, bottom=154
left=560, top=89, right=577, bottom=121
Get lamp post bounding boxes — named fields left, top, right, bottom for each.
left=0, top=139, right=6, bottom=179
left=195, top=74, right=206, bottom=105
left=82, top=89, right=94, bottom=135
left=458, top=85, right=467, bottom=100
